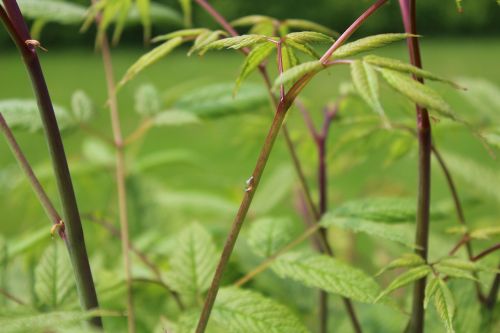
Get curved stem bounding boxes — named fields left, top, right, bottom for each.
left=1, top=2, right=101, bottom=326
left=194, top=1, right=389, bottom=331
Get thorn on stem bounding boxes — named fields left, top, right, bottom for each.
left=25, top=39, right=48, bottom=52
left=245, top=176, right=254, bottom=192
left=50, top=220, right=65, bottom=238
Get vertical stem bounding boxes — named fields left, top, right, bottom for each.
left=0, top=1, right=101, bottom=326
left=486, top=263, right=500, bottom=309
left=398, top=1, right=431, bottom=332
left=0, top=113, right=65, bottom=239
left=98, top=28, right=136, bottom=333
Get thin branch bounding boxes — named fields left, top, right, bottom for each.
left=195, top=1, right=389, bottom=331
left=486, top=263, right=500, bottom=309
left=0, top=113, right=65, bottom=239
left=0, top=287, right=27, bottom=306
left=1, top=1, right=101, bottom=326
left=471, top=244, right=500, bottom=262
left=97, top=26, right=136, bottom=333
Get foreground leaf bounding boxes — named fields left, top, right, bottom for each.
left=163, top=223, right=218, bottom=298
left=235, top=42, right=275, bottom=95
left=379, top=68, right=453, bottom=116
left=364, top=55, right=463, bottom=89
left=117, top=36, right=184, bottom=90
left=350, top=60, right=386, bottom=120
left=201, top=35, right=270, bottom=54
left=377, top=253, right=426, bottom=276
left=0, top=310, right=107, bottom=333
left=212, top=287, right=310, bottom=333
left=273, top=60, right=323, bottom=89
left=434, top=279, right=456, bottom=333
left=35, top=242, right=76, bottom=309
left=331, top=33, right=412, bottom=59
left=285, top=31, right=333, bottom=44
left=272, top=252, right=381, bottom=303
left=321, top=215, right=414, bottom=247
left=376, top=265, right=431, bottom=302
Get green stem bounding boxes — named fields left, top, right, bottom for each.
left=97, top=23, right=136, bottom=333
left=0, top=1, right=101, bottom=326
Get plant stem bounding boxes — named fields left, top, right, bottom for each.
left=0, top=287, right=27, bottom=306
left=486, top=263, right=500, bottom=309
left=0, top=2, right=101, bottom=326
left=398, top=1, right=432, bottom=332
left=97, top=26, right=136, bottom=333
left=0, top=113, right=65, bottom=239
left=471, top=244, right=500, bottom=262
left=195, top=1, right=388, bottom=331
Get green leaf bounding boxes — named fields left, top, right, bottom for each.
left=134, top=84, right=161, bottom=116
left=71, top=90, right=93, bottom=123
left=273, top=60, right=323, bottom=89
left=163, top=223, right=218, bottom=298
left=136, top=0, right=151, bottom=41
left=152, top=28, right=207, bottom=43
left=0, top=99, right=74, bottom=132
left=231, top=15, right=273, bottom=27
left=235, top=42, right=275, bottom=95
left=434, top=279, right=456, bottom=333
left=35, top=242, right=76, bottom=309
left=188, top=30, right=227, bottom=56
left=285, top=39, right=321, bottom=59
left=455, top=0, right=463, bottom=13
left=321, top=215, right=414, bottom=247
left=272, top=252, right=381, bottom=303
left=285, top=31, right=333, bottom=44
left=329, top=197, right=422, bottom=223
left=200, top=35, right=270, bottom=54
left=249, top=20, right=275, bottom=36
left=152, top=110, right=200, bottom=126
left=424, top=275, right=440, bottom=309
left=437, top=258, right=498, bottom=273
left=0, top=310, right=108, bottom=333
left=331, top=33, right=413, bottom=59
left=17, top=0, right=86, bottom=24
left=212, top=287, right=310, bottom=333
left=178, top=0, right=192, bottom=27
left=379, top=68, right=453, bottom=116
left=117, top=36, right=184, bottom=90
left=173, top=83, right=268, bottom=118
left=440, top=152, right=500, bottom=203
left=433, top=265, right=478, bottom=282
left=364, top=55, right=463, bottom=89
left=281, top=44, right=299, bottom=71
left=350, top=60, right=386, bottom=121
left=376, top=265, right=431, bottom=302
left=376, top=253, right=426, bottom=276
left=283, top=19, right=338, bottom=37
left=247, top=217, right=297, bottom=257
